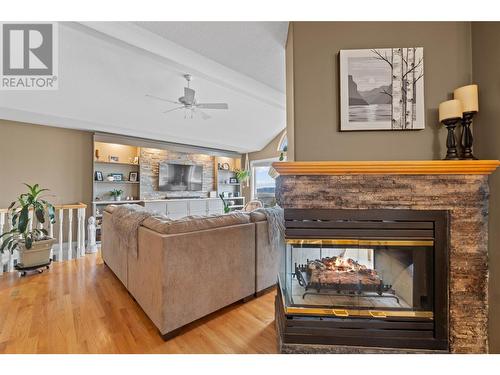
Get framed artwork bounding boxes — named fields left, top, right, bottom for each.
left=340, top=48, right=424, bottom=131
left=108, top=155, right=119, bottom=162
left=110, top=173, right=123, bottom=181
left=94, top=171, right=103, bottom=181
left=129, top=172, right=138, bottom=182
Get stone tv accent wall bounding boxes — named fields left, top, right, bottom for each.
left=276, top=174, right=490, bottom=353
left=140, top=148, right=215, bottom=199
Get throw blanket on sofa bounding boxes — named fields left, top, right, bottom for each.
left=255, top=206, right=285, bottom=251
left=111, top=204, right=153, bottom=258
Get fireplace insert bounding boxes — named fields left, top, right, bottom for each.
left=277, top=209, right=449, bottom=351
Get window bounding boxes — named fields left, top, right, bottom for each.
left=251, top=159, right=277, bottom=207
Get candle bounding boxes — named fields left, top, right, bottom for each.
left=454, top=84, right=479, bottom=113
left=439, top=100, right=463, bottom=122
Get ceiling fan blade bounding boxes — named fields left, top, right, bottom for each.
left=194, top=108, right=211, bottom=120
left=196, top=103, right=229, bottom=110
left=184, top=87, right=195, bottom=104
left=145, top=94, right=180, bottom=105
left=163, top=106, right=185, bottom=114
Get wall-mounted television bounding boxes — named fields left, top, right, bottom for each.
left=158, top=162, right=203, bottom=191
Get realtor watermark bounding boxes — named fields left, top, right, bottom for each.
left=0, top=22, right=58, bottom=90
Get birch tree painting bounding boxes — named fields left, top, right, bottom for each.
left=340, top=48, right=424, bottom=131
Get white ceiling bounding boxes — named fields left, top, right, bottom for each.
left=134, top=22, right=288, bottom=92
left=0, top=22, right=287, bottom=153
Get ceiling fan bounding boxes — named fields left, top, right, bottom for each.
left=146, top=74, right=229, bottom=120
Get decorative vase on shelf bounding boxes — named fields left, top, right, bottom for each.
left=115, top=195, right=122, bottom=201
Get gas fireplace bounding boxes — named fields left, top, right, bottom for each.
left=277, top=209, right=449, bottom=351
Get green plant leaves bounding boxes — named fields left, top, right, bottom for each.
left=18, top=206, right=29, bottom=233
left=0, top=183, right=56, bottom=254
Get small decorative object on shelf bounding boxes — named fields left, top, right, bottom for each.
left=95, top=149, right=100, bottom=161
left=133, top=156, right=139, bottom=164
left=439, top=99, right=463, bottom=160
left=110, top=189, right=124, bottom=201
left=129, top=171, right=138, bottom=182
left=222, top=162, right=230, bottom=170
left=95, top=171, right=103, bottom=181
left=229, top=177, right=238, bottom=184
left=86, top=217, right=98, bottom=254
left=108, top=155, right=119, bottom=162
left=454, top=84, right=479, bottom=160
left=110, top=173, right=123, bottom=181
left=106, top=175, right=114, bottom=182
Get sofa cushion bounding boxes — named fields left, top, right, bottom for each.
left=249, top=210, right=267, bottom=222
left=142, top=212, right=251, bottom=235
left=104, top=205, right=117, bottom=213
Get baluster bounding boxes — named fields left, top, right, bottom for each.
left=80, top=207, right=86, bottom=256
left=49, top=217, right=54, bottom=260
left=76, top=208, right=82, bottom=258
left=28, top=210, right=33, bottom=231
left=58, top=209, right=64, bottom=261
left=67, top=208, right=73, bottom=260
left=0, top=212, right=4, bottom=275
left=8, top=213, right=14, bottom=272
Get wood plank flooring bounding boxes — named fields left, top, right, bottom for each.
left=0, top=254, right=278, bottom=354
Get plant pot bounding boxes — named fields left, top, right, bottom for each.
left=18, top=238, right=55, bottom=267
left=114, top=195, right=122, bottom=201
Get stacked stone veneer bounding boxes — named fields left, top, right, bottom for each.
left=276, top=174, right=490, bottom=353
left=140, top=148, right=215, bottom=199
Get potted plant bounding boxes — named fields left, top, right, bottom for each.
left=235, top=169, right=250, bottom=183
left=219, top=194, right=231, bottom=214
left=0, top=184, right=56, bottom=267
left=110, top=189, right=124, bottom=201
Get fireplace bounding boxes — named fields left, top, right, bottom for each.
left=273, top=160, right=500, bottom=353
left=277, top=209, right=449, bottom=350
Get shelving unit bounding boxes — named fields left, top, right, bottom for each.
left=92, top=140, right=142, bottom=238
left=215, top=156, right=246, bottom=211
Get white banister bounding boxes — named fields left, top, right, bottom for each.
left=58, top=209, right=64, bottom=261
left=1, top=203, right=87, bottom=273
left=0, top=212, right=5, bottom=275
left=80, top=207, right=86, bottom=257
left=8, top=213, right=14, bottom=272
left=28, top=210, right=33, bottom=231
left=67, top=208, right=73, bottom=260
left=76, top=208, right=82, bottom=258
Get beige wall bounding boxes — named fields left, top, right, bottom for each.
left=0, top=120, right=93, bottom=209
left=289, top=22, right=472, bottom=161
left=285, top=23, right=295, bottom=161
left=471, top=22, right=500, bottom=354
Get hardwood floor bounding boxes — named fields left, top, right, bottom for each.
left=0, top=254, right=278, bottom=354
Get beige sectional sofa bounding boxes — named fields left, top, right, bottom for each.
left=102, top=205, right=279, bottom=339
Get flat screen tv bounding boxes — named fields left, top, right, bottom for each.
left=158, top=162, right=203, bottom=191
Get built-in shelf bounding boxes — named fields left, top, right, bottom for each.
left=93, top=200, right=142, bottom=205
left=94, top=180, right=139, bottom=184
left=228, top=205, right=244, bottom=209
left=222, top=196, right=244, bottom=200
left=94, top=161, right=139, bottom=167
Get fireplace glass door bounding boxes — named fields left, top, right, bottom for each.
left=280, top=239, right=434, bottom=318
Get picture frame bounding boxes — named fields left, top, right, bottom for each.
left=110, top=173, right=123, bottom=181
left=108, top=155, right=119, bottom=162
left=340, top=48, right=425, bottom=131
left=94, top=171, right=103, bottom=181
left=129, top=172, right=138, bottom=182
left=229, top=177, right=238, bottom=184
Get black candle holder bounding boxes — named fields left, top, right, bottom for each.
left=460, top=111, right=478, bottom=160
left=441, top=117, right=461, bottom=160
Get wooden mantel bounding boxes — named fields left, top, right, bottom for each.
left=271, top=160, right=500, bottom=176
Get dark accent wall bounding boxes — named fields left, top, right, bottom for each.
left=471, top=22, right=500, bottom=354
left=289, top=22, right=472, bottom=161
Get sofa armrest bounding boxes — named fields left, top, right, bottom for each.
left=255, top=220, right=281, bottom=293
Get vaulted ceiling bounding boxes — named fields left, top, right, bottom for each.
left=0, top=22, right=288, bottom=153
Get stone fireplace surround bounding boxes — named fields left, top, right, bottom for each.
left=274, top=160, right=500, bottom=354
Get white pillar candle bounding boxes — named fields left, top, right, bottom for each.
left=454, top=84, right=479, bottom=113
left=439, top=100, right=463, bottom=122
